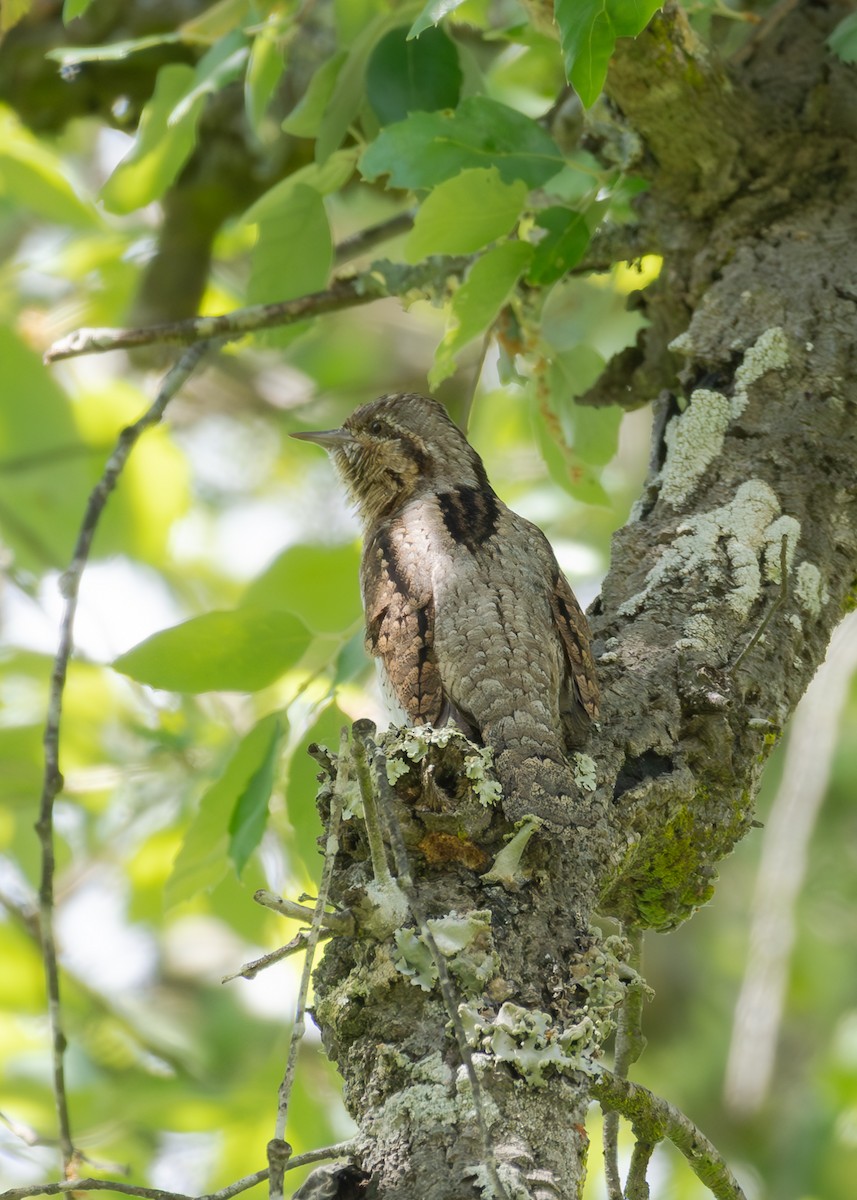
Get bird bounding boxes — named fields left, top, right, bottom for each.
left=291, top=392, right=599, bottom=827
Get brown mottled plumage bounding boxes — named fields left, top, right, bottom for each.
left=292, top=393, right=599, bottom=826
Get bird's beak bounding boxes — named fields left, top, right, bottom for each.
left=290, top=427, right=354, bottom=450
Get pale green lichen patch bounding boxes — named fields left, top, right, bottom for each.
left=371, top=1053, right=459, bottom=1131
left=461, top=1001, right=597, bottom=1087
left=381, top=724, right=501, bottom=805
left=573, top=753, right=597, bottom=792
left=464, top=750, right=503, bottom=807
left=394, top=911, right=499, bottom=996
left=795, top=562, right=829, bottom=616
left=659, top=388, right=731, bottom=507
left=394, top=927, right=437, bottom=991
left=763, top=515, right=801, bottom=580
left=621, top=480, right=783, bottom=621
left=731, top=326, right=789, bottom=416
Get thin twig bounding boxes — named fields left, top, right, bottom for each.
left=0, top=1142, right=356, bottom=1200
left=34, top=340, right=215, bottom=1176
left=624, top=1137, right=655, bottom=1200
left=604, top=928, right=646, bottom=1198
left=253, top=889, right=353, bottom=934
left=356, top=727, right=511, bottom=1200
left=351, top=725, right=393, bottom=887
left=43, top=258, right=472, bottom=364
left=268, top=730, right=348, bottom=1200
left=590, top=1071, right=747, bottom=1200
left=333, top=211, right=415, bottom=264
left=222, top=929, right=333, bottom=983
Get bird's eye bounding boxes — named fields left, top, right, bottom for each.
left=369, top=419, right=384, bottom=435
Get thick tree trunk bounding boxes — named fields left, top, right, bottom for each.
left=311, top=4, right=857, bottom=1197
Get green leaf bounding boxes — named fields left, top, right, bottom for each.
left=527, top=206, right=591, bottom=285
left=404, top=168, right=526, bottom=261
left=282, top=53, right=347, bottom=137
left=246, top=184, right=332, bottom=347
left=554, top=0, right=663, bottom=107
left=0, top=109, right=98, bottom=227
left=284, top=702, right=351, bottom=874
left=359, top=96, right=564, bottom=189
left=228, top=715, right=284, bottom=874
left=242, top=149, right=357, bottom=223
left=551, top=344, right=621, bottom=465
left=828, top=13, right=857, bottom=63
left=533, top=403, right=611, bottom=506
left=316, top=10, right=415, bottom=162
left=100, top=64, right=204, bottom=214
left=408, top=0, right=469, bottom=39
left=179, top=0, right=258, bottom=44
left=62, top=0, right=95, bottom=21
left=112, top=607, right=313, bottom=693
left=0, top=326, right=91, bottom=570
left=430, top=240, right=533, bottom=387
left=1, top=0, right=33, bottom=33
left=241, top=543, right=362, bottom=634
left=169, top=31, right=250, bottom=124
left=166, top=714, right=284, bottom=905
left=245, top=25, right=286, bottom=136
left=366, top=25, right=461, bottom=126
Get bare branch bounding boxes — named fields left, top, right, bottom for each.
left=268, top=730, right=348, bottom=1200
left=253, top=889, right=354, bottom=935
left=603, top=928, right=646, bottom=1199
left=333, top=212, right=415, bottom=265
left=34, top=340, right=216, bottom=1174
left=43, top=258, right=471, bottom=364
left=0, top=1142, right=357, bottom=1200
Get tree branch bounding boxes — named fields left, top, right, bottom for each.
left=603, top=929, right=646, bottom=1198
left=0, top=1143, right=357, bottom=1200
left=268, top=729, right=348, bottom=1200
left=33, top=340, right=216, bottom=1176
left=43, top=259, right=471, bottom=364
left=591, top=1072, right=748, bottom=1200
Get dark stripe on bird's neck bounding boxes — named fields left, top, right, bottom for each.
left=437, top=481, right=500, bottom=553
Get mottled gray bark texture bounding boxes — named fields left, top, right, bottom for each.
left=308, top=4, right=857, bottom=1199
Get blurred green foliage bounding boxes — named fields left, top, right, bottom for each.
left=0, top=1, right=855, bottom=1198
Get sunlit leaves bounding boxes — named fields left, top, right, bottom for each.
left=430, top=241, right=533, bottom=387
left=282, top=53, right=346, bottom=137
left=112, top=608, right=313, bottom=693
left=228, top=715, right=284, bottom=874
left=527, top=207, right=591, bottom=285
left=247, top=183, right=332, bottom=312
left=366, top=25, right=461, bottom=126
left=408, top=0, right=470, bottom=39
left=555, top=0, right=663, bottom=107
left=0, top=326, right=91, bottom=569
left=828, top=12, right=857, bottom=63
left=100, top=64, right=205, bottom=214
left=0, top=107, right=98, bottom=227
left=245, top=23, right=286, bottom=137
left=241, top=543, right=362, bottom=635
left=405, top=169, right=526, bottom=261
left=359, top=97, right=565, bottom=189
left=166, top=713, right=284, bottom=904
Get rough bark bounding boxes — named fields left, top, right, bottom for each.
left=309, top=4, right=857, bottom=1199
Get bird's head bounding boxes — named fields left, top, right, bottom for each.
left=291, top=393, right=488, bottom=526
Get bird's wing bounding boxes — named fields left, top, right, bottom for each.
left=550, top=569, right=600, bottom=724
left=361, top=527, right=444, bottom=725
